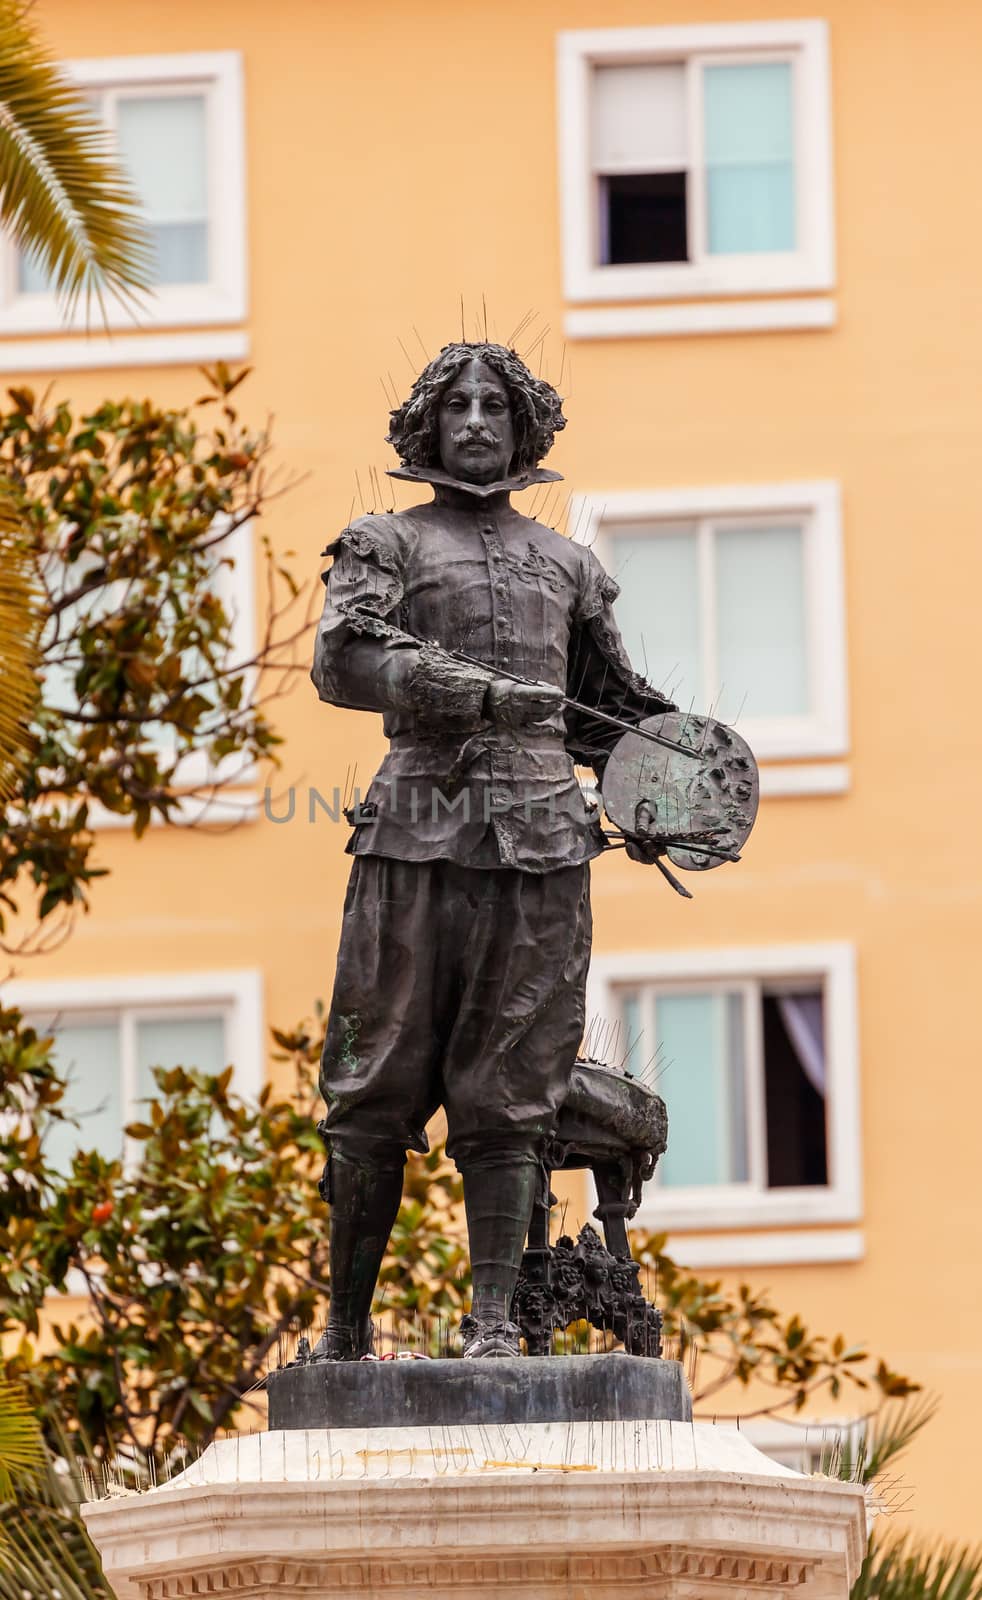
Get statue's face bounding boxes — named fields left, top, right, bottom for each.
left=437, top=358, right=516, bottom=485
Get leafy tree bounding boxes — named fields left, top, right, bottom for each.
left=0, top=0, right=151, bottom=313
left=631, top=1231, right=918, bottom=1415
left=0, top=1005, right=470, bottom=1460
left=0, top=367, right=310, bottom=952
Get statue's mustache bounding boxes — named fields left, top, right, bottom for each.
left=453, top=427, right=498, bottom=447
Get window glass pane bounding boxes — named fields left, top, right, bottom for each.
left=18, top=252, right=54, bottom=294
left=762, top=989, right=828, bottom=1187
left=704, top=61, right=795, bottom=254
left=593, top=63, right=687, bottom=169
left=606, top=522, right=702, bottom=707
left=117, top=94, right=208, bottom=217
left=725, top=991, right=749, bottom=1182
left=150, top=221, right=209, bottom=284
left=714, top=522, right=808, bottom=718
left=42, top=1022, right=123, bottom=1170
left=600, top=172, right=688, bottom=265
left=656, top=990, right=749, bottom=1187
left=617, top=992, right=645, bottom=1075
left=136, top=1016, right=227, bottom=1106
left=116, top=93, right=209, bottom=284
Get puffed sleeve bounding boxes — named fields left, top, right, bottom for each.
left=564, top=547, right=677, bottom=774
left=310, top=514, right=495, bottom=726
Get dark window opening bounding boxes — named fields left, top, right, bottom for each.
left=762, top=991, right=828, bottom=1188
left=600, top=172, right=688, bottom=265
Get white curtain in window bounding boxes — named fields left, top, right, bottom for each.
left=776, top=993, right=826, bottom=1097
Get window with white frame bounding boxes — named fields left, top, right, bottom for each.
left=8, top=971, right=263, bottom=1171
left=38, top=517, right=257, bottom=799
left=558, top=21, right=834, bottom=310
left=587, top=944, right=861, bottom=1233
left=580, top=481, right=847, bottom=766
left=619, top=980, right=827, bottom=1191
left=1, top=52, right=246, bottom=333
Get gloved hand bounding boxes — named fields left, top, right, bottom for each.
left=484, top=679, right=564, bottom=730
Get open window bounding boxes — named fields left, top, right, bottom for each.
left=558, top=21, right=835, bottom=336
left=587, top=943, right=861, bottom=1236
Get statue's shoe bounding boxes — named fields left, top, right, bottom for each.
left=460, top=1314, right=522, bottom=1359
left=311, top=1321, right=373, bottom=1362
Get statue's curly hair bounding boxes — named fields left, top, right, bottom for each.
left=387, top=341, right=566, bottom=473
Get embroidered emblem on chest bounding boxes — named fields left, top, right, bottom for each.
left=505, top=541, right=567, bottom=593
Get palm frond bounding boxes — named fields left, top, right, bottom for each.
left=0, top=0, right=152, bottom=315
left=0, top=1418, right=107, bottom=1596
left=834, top=1394, right=940, bottom=1488
left=0, top=1489, right=109, bottom=1599
left=0, top=497, right=39, bottom=799
left=853, top=1535, right=982, bottom=1600
left=0, top=1381, right=43, bottom=1504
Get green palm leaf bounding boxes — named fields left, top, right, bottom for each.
left=853, top=1536, right=982, bottom=1600
left=0, top=1433, right=108, bottom=1598
left=0, top=1381, right=43, bottom=1507
left=837, top=1394, right=939, bottom=1488
left=0, top=0, right=152, bottom=314
left=0, top=498, right=39, bottom=799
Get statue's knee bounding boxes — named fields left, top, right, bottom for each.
left=318, top=1139, right=406, bottom=1203
left=451, top=1133, right=543, bottom=1173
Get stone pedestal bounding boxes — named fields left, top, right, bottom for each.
left=267, top=1353, right=692, bottom=1430
left=83, top=1417, right=867, bottom=1600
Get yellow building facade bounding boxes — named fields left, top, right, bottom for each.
left=3, top=0, right=979, bottom=1539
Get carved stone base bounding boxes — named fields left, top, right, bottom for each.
left=83, top=1421, right=867, bottom=1600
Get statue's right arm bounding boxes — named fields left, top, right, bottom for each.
left=310, top=518, right=493, bottom=725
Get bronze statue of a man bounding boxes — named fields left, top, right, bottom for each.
left=310, top=341, right=675, bottom=1359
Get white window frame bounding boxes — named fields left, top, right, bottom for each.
left=575, top=479, right=848, bottom=769
left=586, top=942, right=861, bottom=1234
left=4, top=968, right=265, bottom=1163
left=0, top=51, right=247, bottom=335
left=39, top=516, right=258, bottom=822
left=557, top=20, right=834, bottom=309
